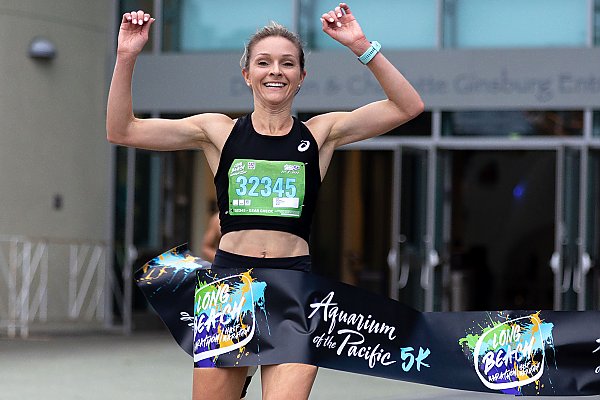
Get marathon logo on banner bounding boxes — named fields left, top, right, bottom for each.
left=458, top=313, right=555, bottom=395
left=193, top=271, right=267, bottom=367
left=136, top=245, right=600, bottom=397
left=459, top=313, right=554, bottom=395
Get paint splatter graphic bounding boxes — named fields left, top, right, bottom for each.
left=194, top=270, right=267, bottom=367
left=459, top=312, right=555, bottom=395
left=136, top=247, right=206, bottom=295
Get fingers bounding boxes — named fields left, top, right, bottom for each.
left=320, top=11, right=342, bottom=28
left=339, top=3, right=351, bottom=15
left=122, top=10, right=152, bottom=26
left=320, top=3, right=351, bottom=28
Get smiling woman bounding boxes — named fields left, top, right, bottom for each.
left=106, top=3, right=423, bottom=399
left=242, top=35, right=307, bottom=120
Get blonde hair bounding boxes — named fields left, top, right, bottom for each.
left=240, top=22, right=305, bottom=71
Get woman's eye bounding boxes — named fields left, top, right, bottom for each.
left=257, top=61, right=268, bottom=66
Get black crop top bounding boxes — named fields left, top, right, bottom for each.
left=214, top=115, right=321, bottom=243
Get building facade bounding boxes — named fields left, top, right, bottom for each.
left=0, top=0, right=111, bottom=331
left=112, top=0, right=600, bottom=316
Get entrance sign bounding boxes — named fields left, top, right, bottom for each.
left=133, top=49, right=600, bottom=112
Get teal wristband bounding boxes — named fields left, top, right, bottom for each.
left=358, top=41, right=381, bottom=65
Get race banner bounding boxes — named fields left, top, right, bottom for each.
left=136, top=245, right=600, bottom=396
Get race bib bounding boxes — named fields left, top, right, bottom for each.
left=228, top=159, right=305, bottom=218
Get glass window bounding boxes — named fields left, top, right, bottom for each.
left=594, top=111, right=600, bottom=136
left=120, top=0, right=153, bottom=15
left=442, top=110, right=584, bottom=137
left=589, top=151, right=600, bottom=309
left=596, top=0, right=600, bottom=46
left=119, top=0, right=154, bottom=52
left=300, top=0, right=437, bottom=50
left=162, top=0, right=294, bottom=52
left=385, top=112, right=432, bottom=137
left=299, top=112, right=431, bottom=137
left=443, top=0, right=588, bottom=48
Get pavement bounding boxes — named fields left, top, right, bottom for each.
left=1, top=329, right=599, bottom=399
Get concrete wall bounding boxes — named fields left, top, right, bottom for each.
left=0, top=1, right=111, bottom=323
left=0, top=0, right=110, bottom=241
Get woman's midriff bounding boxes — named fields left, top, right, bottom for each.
left=218, top=230, right=309, bottom=258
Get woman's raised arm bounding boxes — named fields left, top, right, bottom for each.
left=106, top=11, right=226, bottom=151
left=308, top=3, right=424, bottom=149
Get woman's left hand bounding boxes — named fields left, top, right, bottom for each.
left=321, top=3, right=369, bottom=53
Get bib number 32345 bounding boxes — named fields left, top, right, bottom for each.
left=228, top=159, right=306, bottom=218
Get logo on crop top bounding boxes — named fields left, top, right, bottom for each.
left=298, top=140, right=310, bottom=152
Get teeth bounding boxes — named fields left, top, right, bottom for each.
left=265, top=83, right=285, bottom=87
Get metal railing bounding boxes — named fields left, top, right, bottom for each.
left=0, top=235, right=122, bottom=338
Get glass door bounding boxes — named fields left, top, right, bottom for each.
left=113, top=146, right=195, bottom=331
left=577, top=149, right=600, bottom=309
left=554, top=147, right=587, bottom=311
left=389, top=146, right=440, bottom=311
left=446, top=150, right=556, bottom=310
left=390, top=145, right=596, bottom=312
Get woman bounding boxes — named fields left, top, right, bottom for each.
left=107, top=3, right=423, bottom=399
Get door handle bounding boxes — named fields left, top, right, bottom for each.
left=549, top=252, right=560, bottom=274
left=127, top=244, right=139, bottom=264
left=388, top=247, right=410, bottom=290
left=399, top=258, right=410, bottom=289
left=421, top=249, right=439, bottom=290
left=549, top=251, right=571, bottom=292
left=573, top=252, right=592, bottom=294
left=582, top=252, right=592, bottom=276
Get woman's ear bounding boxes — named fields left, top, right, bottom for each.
left=300, top=70, right=307, bottom=86
left=241, top=68, right=251, bottom=87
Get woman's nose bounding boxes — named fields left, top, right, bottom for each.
left=270, top=62, right=282, bottom=75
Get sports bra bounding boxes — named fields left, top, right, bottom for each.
left=214, top=114, right=321, bottom=243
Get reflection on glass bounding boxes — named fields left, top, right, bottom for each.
left=386, top=112, right=432, bottom=136
left=120, top=0, right=153, bottom=15
left=443, top=0, right=588, bottom=48
left=120, top=0, right=154, bottom=52
left=298, top=112, right=431, bottom=136
left=133, top=150, right=162, bottom=249
left=442, top=110, right=584, bottom=137
left=300, top=0, right=437, bottom=50
left=449, top=150, right=556, bottom=309
left=311, top=150, right=394, bottom=298
left=162, top=0, right=293, bottom=52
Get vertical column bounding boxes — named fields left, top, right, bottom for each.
left=340, top=151, right=364, bottom=286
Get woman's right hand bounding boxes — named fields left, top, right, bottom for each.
left=117, top=11, right=155, bottom=57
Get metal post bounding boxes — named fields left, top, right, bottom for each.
left=388, top=147, right=402, bottom=300
left=68, top=245, right=78, bottom=319
left=105, top=0, right=120, bottom=331
left=577, top=146, right=590, bottom=310
left=153, top=0, right=163, bottom=53
left=424, top=146, right=438, bottom=312
left=123, top=147, right=137, bottom=334
left=553, top=147, right=565, bottom=310
left=41, top=245, right=48, bottom=322
left=8, top=239, right=17, bottom=338
left=20, top=241, right=31, bottom=338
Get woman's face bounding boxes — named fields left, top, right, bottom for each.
left=242, top=36, right=306, bottom=107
